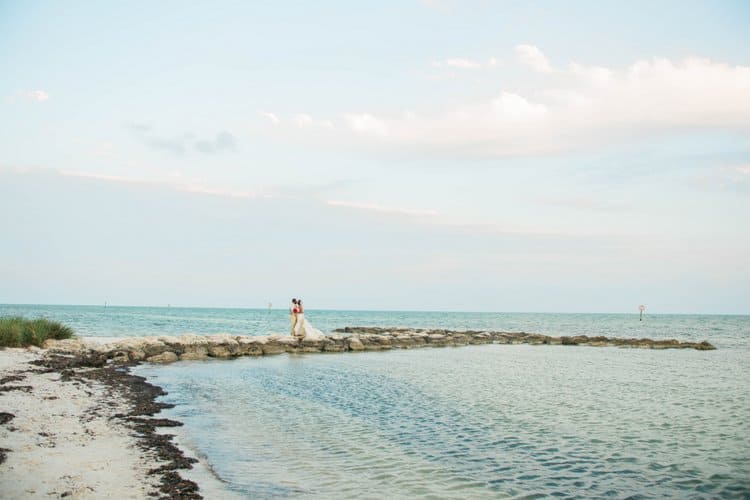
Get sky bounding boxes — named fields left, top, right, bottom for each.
left=1, top=0, right=749, bottom=313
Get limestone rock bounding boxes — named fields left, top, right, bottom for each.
left=696, top=341, right=716, bottom=350
left=176, top=334, right=210, bottom=353
left=276, top=336, right=301, bottom=347
left=40, top=325, right=715, bottom=366
left=179, top=351, right=208, bottom=361
left=136, top=337, right=170, bottom=357
left=348, top=337, right=364, bottom=351
left=236, top=336, right=264, bottom=356
left=261, top=335, right=290, bottom=355
left=128, top=349, right=146, bottom=361
left=392, top=335, right=416, bottom=347
left=359, top=334, right=391, bottom=350
left=147, top=351, right=178, bottom=363
left=206, top=333, right=239, bottom=346
left=43, top=338, right=87, bottom=352
left=111, top=352, right=130, bottom=364
left=334, top=327, right=715, bottom=351
left=301, top=337, right=323, bottom=352
left=322, top=339, right=347, bottom=352
left=182, top=346, right=208, bottom=358
left=207, top=345, right=233, bottom=358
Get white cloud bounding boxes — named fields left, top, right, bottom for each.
left=326, top=200, right=439, bottom=217
left=341, top=49, right=750, bottom=156
left=6, top=89, right=50, bottom=103
left=59, top=170, right=263, bottom=199
left=258, top=110, right=280, bottom=124
left=292, top=113, right=333, bottom=128
left=582, top=56, right=750, bottom=128
left=491, top=91, right=547, bottom=121
left=293, top=113, right=314, bottom=127
left=515, top=44, right=553, bottom=73
left=344, top=113, right=389, bottom=137
left=340, top=91, right=553, bottom=155
left=258, top=111, right=333, bottom=129
left=432, top=57, right=498, bottom=70
left=25, top=90, right=50, bottom=102
left=569, top=62, right=613, bottom=85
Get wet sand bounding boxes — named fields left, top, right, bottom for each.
left=0, top=348, right=200, bottom=499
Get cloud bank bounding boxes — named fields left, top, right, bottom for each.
left=314, top=47, right=750, bottom=156
left=40, top=46, right=747, bottom=159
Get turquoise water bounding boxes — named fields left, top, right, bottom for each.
left=1, top=303, right=747, bottom=348
left=139, top=344, right=750, bottom=498
left=3, top=305, right=749, bottom=497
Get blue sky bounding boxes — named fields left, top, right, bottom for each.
left=1, top=1, right=749, bottom=312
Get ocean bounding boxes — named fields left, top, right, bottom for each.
left=3, top=304, right=749, bottom=498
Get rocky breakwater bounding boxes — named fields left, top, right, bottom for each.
left=41, top=328, right=715, bottom=365
left=336, top=327, right=716, bottom=350
left=42, top=333, right=353, bottom=364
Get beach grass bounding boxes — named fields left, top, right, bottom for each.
left=0, top=316, right=74, bottom=347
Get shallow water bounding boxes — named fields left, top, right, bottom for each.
left=139, top=342, right=749, bottom=498
left=5, top=304, right=749, bottom=497
left=1, top=304, right=747, bottom=348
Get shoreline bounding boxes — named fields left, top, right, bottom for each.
left=0, top=348, right=200, bottom=499
left=1, top=328, right=717, bottom=498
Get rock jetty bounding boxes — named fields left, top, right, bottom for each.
left=41, top=327, right=715, bottom=364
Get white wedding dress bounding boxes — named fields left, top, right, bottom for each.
left=294, top=313, right=325, bottom=340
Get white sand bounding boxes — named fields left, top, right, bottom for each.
left=0, top=348, right=161, bottom=499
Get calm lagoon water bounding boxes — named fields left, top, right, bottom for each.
left=3, top=305, right=749, bottom=497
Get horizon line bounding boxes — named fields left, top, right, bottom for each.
left=1, top=302, right=748, bottom=317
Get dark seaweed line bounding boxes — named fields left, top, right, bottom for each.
left=30, top=353, right=202, bottom=499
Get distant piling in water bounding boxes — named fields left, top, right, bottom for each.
left=41, top=327, right=716, bottom=365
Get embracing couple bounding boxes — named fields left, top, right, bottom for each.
left=289, top=298, right=324, bottom=341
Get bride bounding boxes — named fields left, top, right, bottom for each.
left=293, top=299, right=325, bottom=340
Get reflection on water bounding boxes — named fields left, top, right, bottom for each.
left=139, top=343, right=750, bottom=498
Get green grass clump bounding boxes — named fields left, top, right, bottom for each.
left=0, top=316, right=75, bottom=348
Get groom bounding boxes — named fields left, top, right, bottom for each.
left=289, top=298, right=298, bottom=336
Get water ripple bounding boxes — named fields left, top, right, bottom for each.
left=139, top=343, right=750, bottom=498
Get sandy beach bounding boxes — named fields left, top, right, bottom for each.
left=0, top=347, right=199, bottom=499
left=0, top=326, right=730, bottom=498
